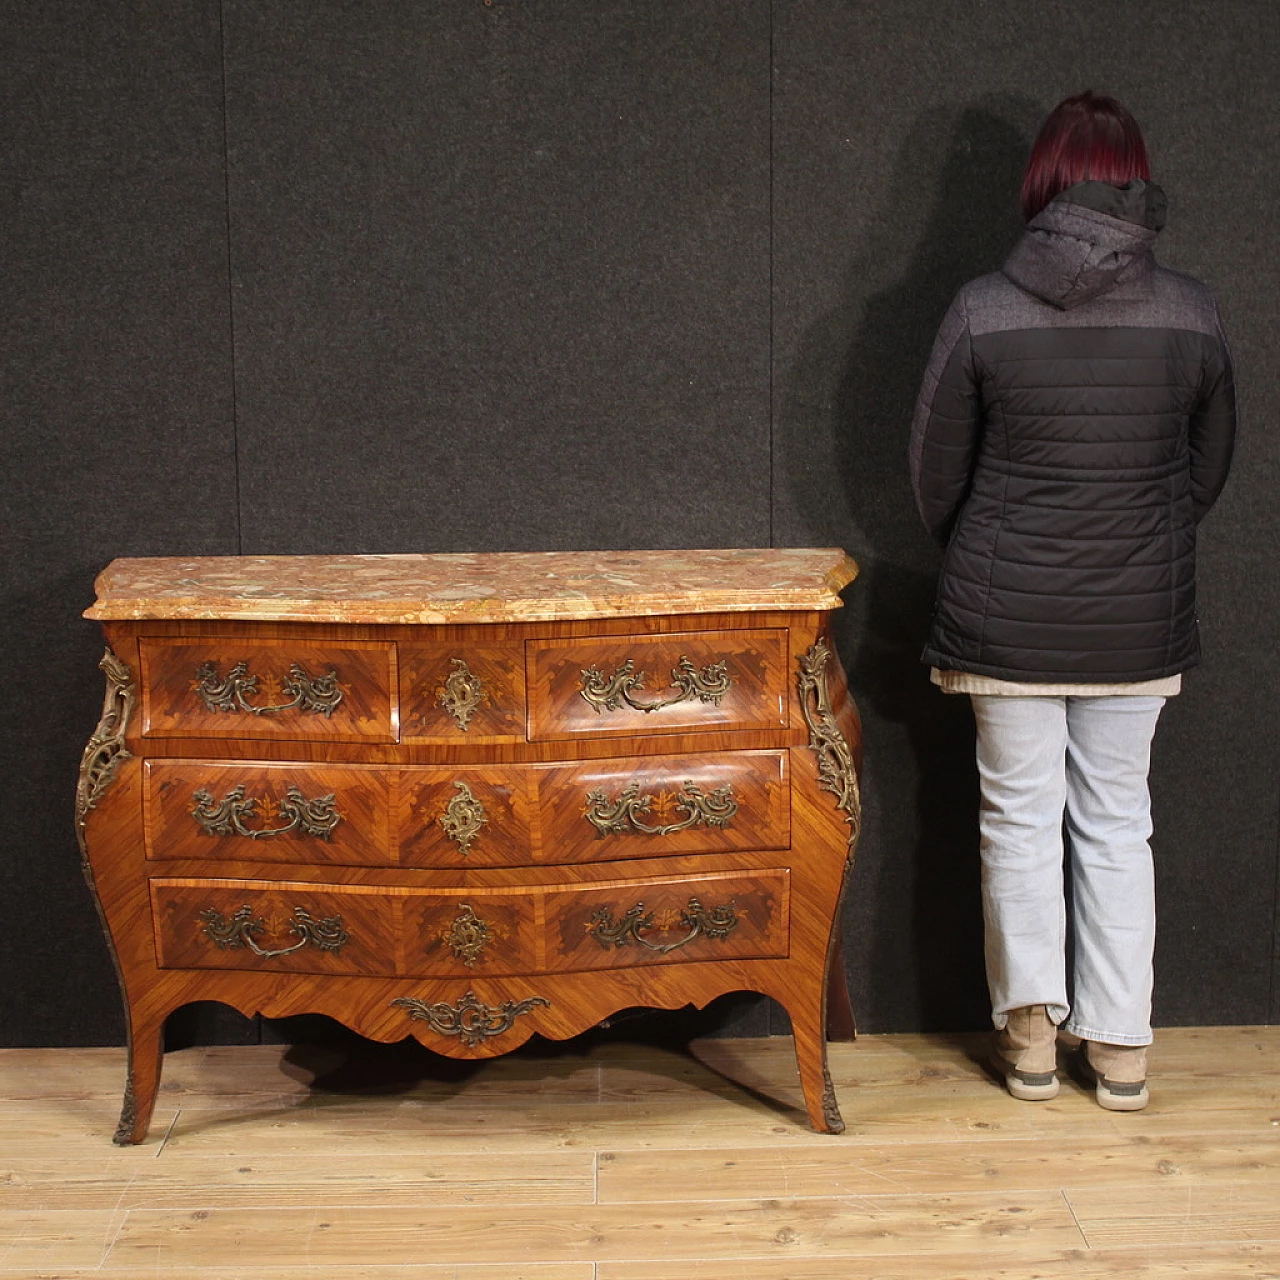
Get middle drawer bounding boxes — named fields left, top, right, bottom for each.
left=143, top=750, right=790, bottom=868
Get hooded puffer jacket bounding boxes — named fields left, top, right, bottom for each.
left=910, top=180, right=1236, bottom=682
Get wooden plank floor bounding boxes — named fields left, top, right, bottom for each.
left=1, top=1027, right=1278, bottom=1277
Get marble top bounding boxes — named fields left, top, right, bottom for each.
left=86, top=549, right=859, bottom=625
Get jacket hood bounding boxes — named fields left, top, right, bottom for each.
left=1002, top=180, right=1167, bottom=310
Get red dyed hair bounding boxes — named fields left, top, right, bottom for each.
left=1020, top=91, right=1151, bottom=221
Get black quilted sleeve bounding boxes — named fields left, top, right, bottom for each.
left=909, top=288, right=982, bottom=547
left=1189, top=316, right=1237, bottom=522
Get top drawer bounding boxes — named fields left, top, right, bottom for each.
left=139, top=639, right=397, bottom=742
left=526, top=629, right=789, bottom=741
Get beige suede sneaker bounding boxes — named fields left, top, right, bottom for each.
left=990, top=1005, right=1060, bottom=1100
left=1078, top=1041, right=1150, bottom=1111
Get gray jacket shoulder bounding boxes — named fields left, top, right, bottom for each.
left=958, top=272, right=1035, bottom=337
left=1144, top=265, right=1224, bottom=335
left=958, top=265, right=1224, bottom=339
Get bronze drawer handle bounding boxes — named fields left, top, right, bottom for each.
left=191, top=785, right=342, bottom=841
left=199, top=904, right=349, bottom=958
left=579, top=655, right=731, bottom=714
left=583, top=779, right=738, bottom=837
left=441, top=904, right=492, bottom=968
left=437, top=781, right=488, bottom=855
left=587, top=896, right=739, bottom=954
left=194, top=660, right=344, bottom=717
left=391, top=990, right=550, bottom=1046
left=437, top=658, right=488, bottom=730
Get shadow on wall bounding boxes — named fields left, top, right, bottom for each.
left=780, top=97, right=1040, bottom=1031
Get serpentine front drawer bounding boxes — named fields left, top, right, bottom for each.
left=150, top=879, right=400, bottom=976
left=139, top=638, right=398, bottom=742
left=541, top=868, right=789, bottom=972
left=148, top=868, right=788, bottom=978
left=143, top=759, right=396, bottom=867
left=525, top=629, right=791, bottom=740
left=144, top=751, right=790, bottom=870
left=398, top=765, right=538, bottom=868
left=399, top=641, right=527, bottom=743
left=534, top=750, right=789, bottom=863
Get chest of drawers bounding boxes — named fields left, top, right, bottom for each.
left=77, top=549, right=861, bottom=1143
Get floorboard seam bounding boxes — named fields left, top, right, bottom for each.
left=96, top=1170, right=139, bottom=1270
left=153, top=1109, right=181, bottom=1158
left=1062, top=1186, right=1092, bottom=1249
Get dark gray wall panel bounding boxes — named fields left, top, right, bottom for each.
left=6, top=0, right=1278, bottom=1051
left=224, top=1, right=771, bottom=554
left=0, top=1, right=237, bottom=1046
left=771, top=0, right=1280, bottom=1032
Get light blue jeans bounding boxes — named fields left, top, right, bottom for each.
left=970, top=694, right=1166, bottom=1046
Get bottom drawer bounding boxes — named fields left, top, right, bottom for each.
left=542, top=869, right=790, bottom=972
left=150, top=868, right=790, bottom=978
left=151, top=880, right=402, bottom=976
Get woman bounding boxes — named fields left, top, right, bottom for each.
left=909, top=91, right=1236, bottom=1110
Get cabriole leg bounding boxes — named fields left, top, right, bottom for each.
left=114, top=1013, right=165, bottom=1146
left=788, top=998, right=845, bottom=1135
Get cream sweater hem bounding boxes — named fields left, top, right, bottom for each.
left=930, top=669, right=1182, bottom=697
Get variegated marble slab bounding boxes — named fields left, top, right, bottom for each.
left=86, top=549, right=859, bottom=625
